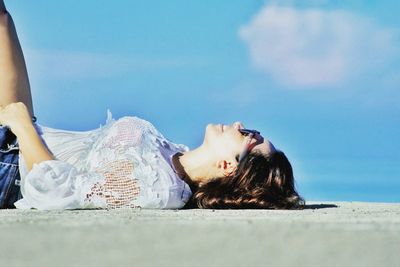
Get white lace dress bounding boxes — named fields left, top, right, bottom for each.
left=14, top=110, right=192, bottom=210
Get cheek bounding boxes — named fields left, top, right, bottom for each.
left=215, top=134, right=242, bottom=156
left=204, top=126, right=242, bottom=153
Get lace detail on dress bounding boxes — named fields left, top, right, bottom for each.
left=82, top=116, right=155, bottom=209
left=85, top=160, right=141, bottom=209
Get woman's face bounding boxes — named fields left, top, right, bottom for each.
left=203, top=121, right=277, bottom=163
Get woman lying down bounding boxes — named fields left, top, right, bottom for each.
left=0, top=1, right=304, bottom=210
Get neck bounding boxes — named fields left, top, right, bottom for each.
left=173, top=144, right=216, bottom=187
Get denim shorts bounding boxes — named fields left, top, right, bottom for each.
left=0, top=125, right=22, bottom=209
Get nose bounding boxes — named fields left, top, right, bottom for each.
left=233, top=121, right=244, bottom=130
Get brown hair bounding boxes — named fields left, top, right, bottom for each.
left=182, top=150, right=305, bottom=209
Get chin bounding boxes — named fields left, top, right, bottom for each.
left=203, top=124, right=219, bottom=144
left=205, top=123, right=219, bottom=131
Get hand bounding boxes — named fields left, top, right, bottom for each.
left=0, top=102, right=33, bottom=133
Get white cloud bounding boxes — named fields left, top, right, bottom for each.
left=239, top=5, right=399, bottom=88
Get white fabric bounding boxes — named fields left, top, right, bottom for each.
left=14, top=110, right=192, bottom=210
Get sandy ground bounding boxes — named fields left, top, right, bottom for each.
left=0, top=201, right=399, bottom=267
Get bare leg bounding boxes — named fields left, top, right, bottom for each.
left=0, top=1, right=34, bottom=116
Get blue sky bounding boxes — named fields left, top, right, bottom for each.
left=7, top=0, right=399, bottom=202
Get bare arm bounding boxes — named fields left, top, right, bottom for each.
left=0, top=3, right=42, bottom=170
left=14, top=123, right=55, bottom=171
left=0, top=2, right=34, bottom=116
left=0, top=102, right=54, bottom=171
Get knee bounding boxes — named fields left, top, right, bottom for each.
left=0, top=0, right=6, bottom=13
left=0, top=10, right=10, bottom=28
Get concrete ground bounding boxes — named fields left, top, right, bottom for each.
left=0, top=201, right=399, bottom=267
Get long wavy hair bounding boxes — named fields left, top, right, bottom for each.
left=182, top=150, right=305, bottom=209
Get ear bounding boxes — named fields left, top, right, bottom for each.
left=217, top=158, right=238, bottom=177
